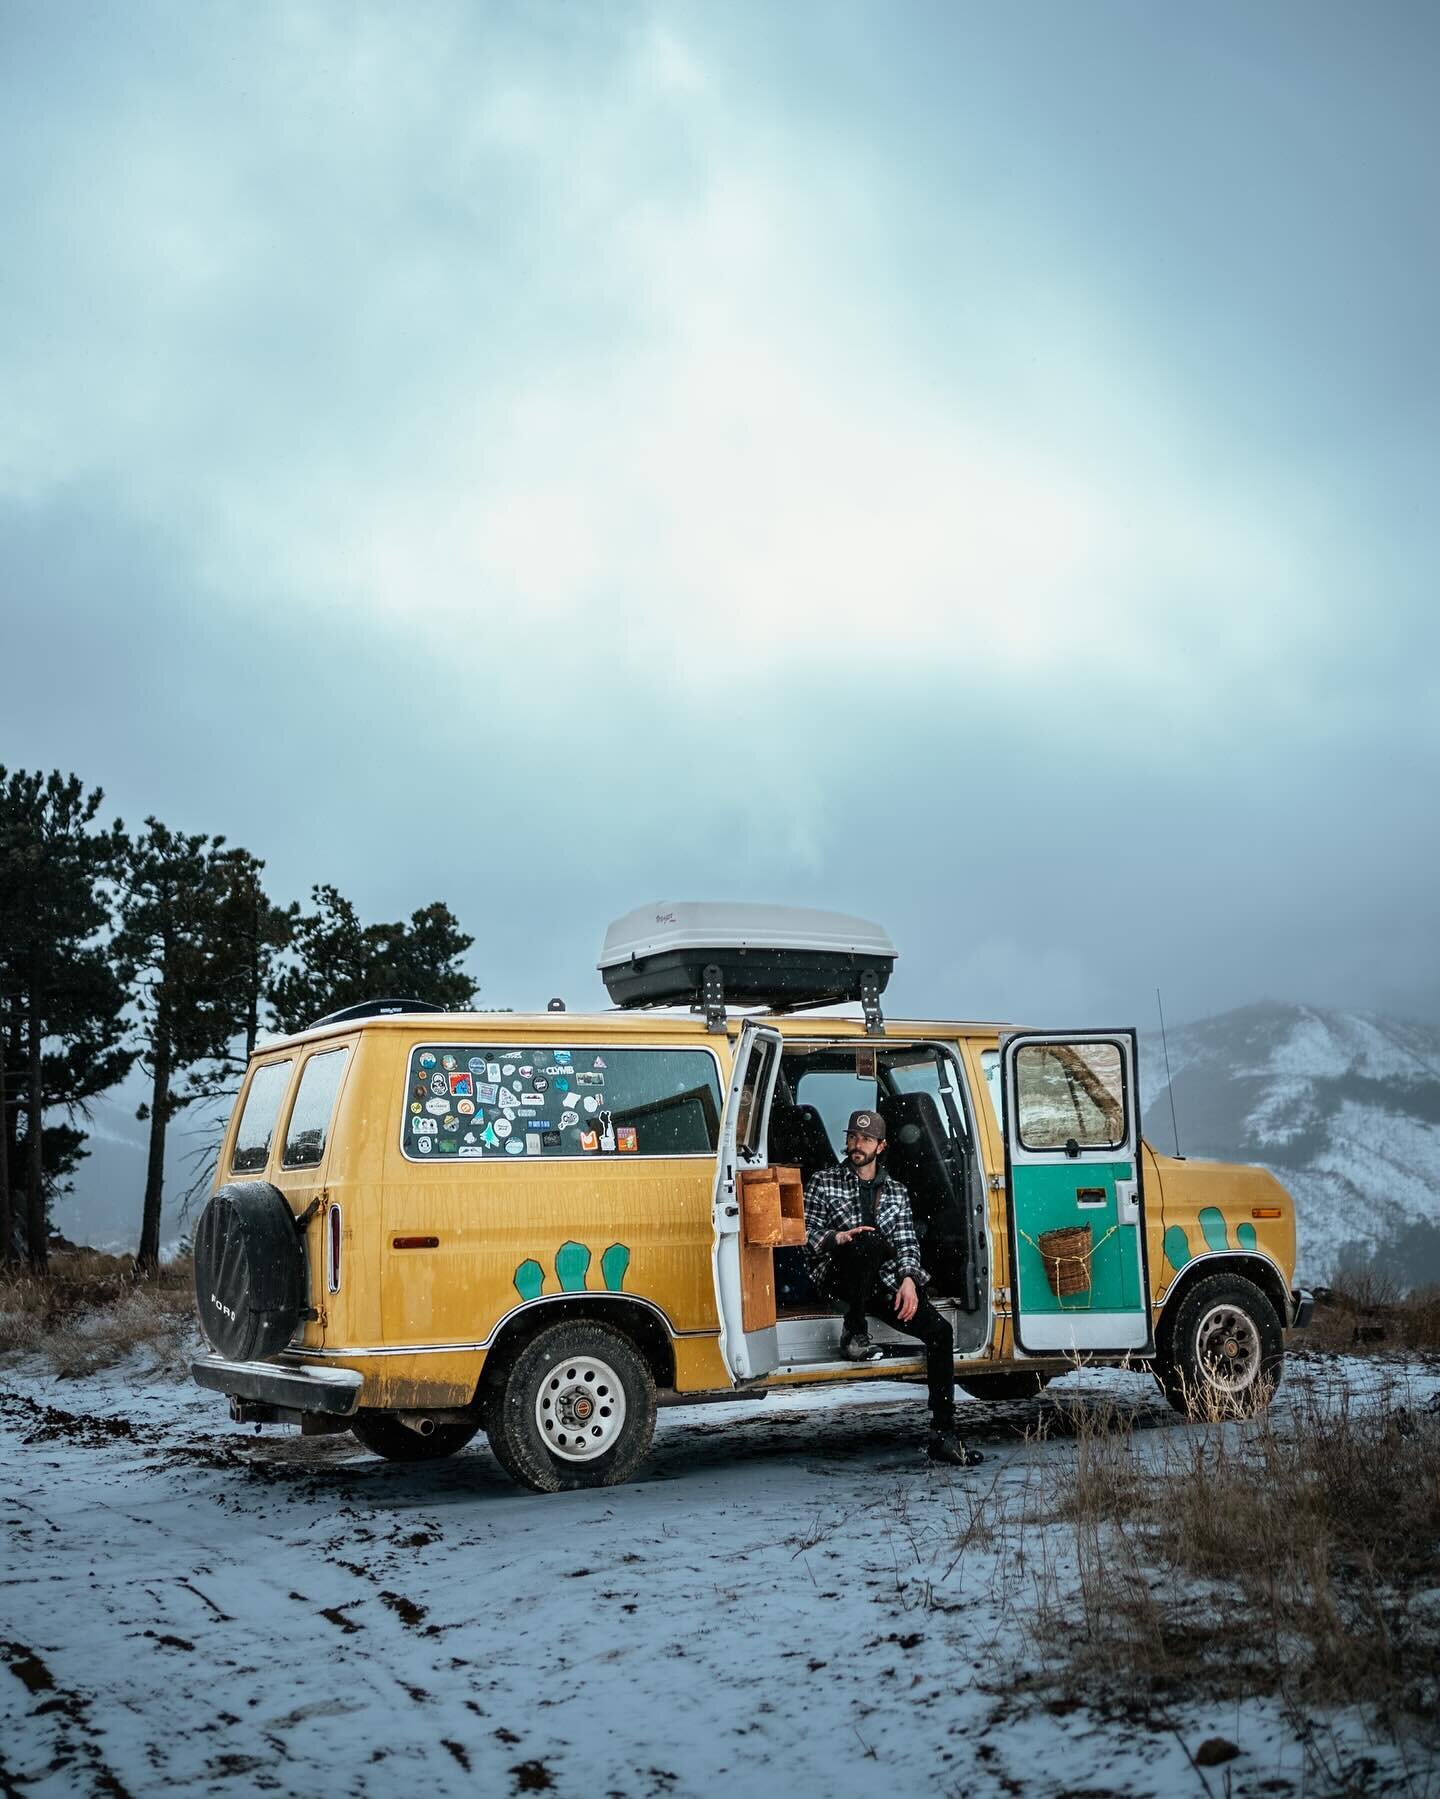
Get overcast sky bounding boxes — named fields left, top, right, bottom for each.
left=3, top=0, right=1438, bottom=1040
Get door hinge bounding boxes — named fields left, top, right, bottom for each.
left=988, top=1173, right=1006, bottom=1192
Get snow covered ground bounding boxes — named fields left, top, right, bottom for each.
left=3, top=1352, right=1437, bottom=1798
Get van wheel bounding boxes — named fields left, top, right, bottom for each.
left=350, top=1412, right=481, bottom=1462
left=1157, top=1274, right=1283, bottom=1419
left=485, top=1320, right=657, bottom=1493
left=956, top=1371, right=1054, bottom=1402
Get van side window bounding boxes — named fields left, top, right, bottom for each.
left=283, top=1047, right=350, bottom=1169
left=401, top=1045, right=723, bottom=1161
left=230, top=1061, right=293, bottom=1173
left=1014, top=1041, right=1126, bottom=1150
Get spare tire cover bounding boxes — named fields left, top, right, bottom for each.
left=193, top=1182, right=306, bottom=1361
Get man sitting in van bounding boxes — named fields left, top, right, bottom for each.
left=805, top=1109, right=982, bottom=1467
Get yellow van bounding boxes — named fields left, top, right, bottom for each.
left=191, top=904, right=1310, bottom=1491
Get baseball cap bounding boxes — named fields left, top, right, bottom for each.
left=846, top=1109, right=887, bottom=1141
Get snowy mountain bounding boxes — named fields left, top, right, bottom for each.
left=1140, top=1003, right=1440, bottom=1285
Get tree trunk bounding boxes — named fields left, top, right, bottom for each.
left=25, top=979, right=46, bottom=1273
left=0, top=1028, right=14, bottom=1267
left=137, top=1015, right=171, bottom=1275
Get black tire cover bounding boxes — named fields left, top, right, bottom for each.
left=193, top=1181, right=306, bottom=1361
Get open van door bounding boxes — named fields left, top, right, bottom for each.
left=1001, top=1030, right=1152, bottom=1357
left=712, top=1021, right=788, bottom=1382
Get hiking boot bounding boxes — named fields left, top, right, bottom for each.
left=841, top=1329, right=884, bottom=1362
left=926, top=1425, right=983, bottom=1467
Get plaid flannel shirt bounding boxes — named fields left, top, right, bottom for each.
left=803, top=1163, right=927, bottom=1298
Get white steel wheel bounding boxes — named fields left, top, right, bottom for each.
left=1160, top=1272, right=1283, bottom=1419
left=486, top=1319, right=658, bottom=1493
left=534, top=1353, right=628, bottom=1462
left=1193, top=1302, right=1262, bottom=1393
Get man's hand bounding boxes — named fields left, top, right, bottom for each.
left=894, top=1276, right=919, bottom=1323
left=835, top=1226, right=876, bottom=1247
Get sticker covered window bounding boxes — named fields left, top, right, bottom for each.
left=231, top=1060, right=293, bottom=1173
left=400, top=1045, right=723, bottom=1161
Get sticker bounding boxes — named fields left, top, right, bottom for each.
left=542, top=1065, right=570, bottom=1077
left=579, top=1130, right=598, bottom=1152
left=457, top=1099, right=475, bottom=1116
left=593, top=1057, right=607, bottom=1070
left=481, top=1125, right=499, bottom=1147
left=528, top=1119, right=554, bottom=1131
left=487, top=1063, right=502, bottom=1081
left=476, top=1083, right=498, bottom=1104
left=441, top=1054, right=457, bottom=1071
left=414, top=1084, right=427, bottom=1098
left=525, top=1132, right=542, bottom=1155
left=583, top=1095, right=600, bottom=1114
left=493, top=1117, right=513, bottom=1138
left=555, top=1050, right=572, bottom=1063
left=519, top=1065, right=533, bottom=1078
left=855, top=1048, right=877, bottom=1079
left=520, top=1091, right=543, bottom=1105
left=500, top=1049, right=524, bottom=1059
left=417, top=1137, right=432, bottom=1154
left=459, top=1145, right=484, bottom=1157
left=419, top=1053, right=437, bottom=1070
left=426, top=1099, right=449, bottom=1115
left=576, top=1072, right=604, bottom=1087
left=410, top=1101, right=422, bottom=1115
left=516, top=1108, right=537, bottom=1119
left=534, top=1078, right=549, bottom=1093
left=555, top=1078, right=570, bottom=1093
left=541, top=1130, right=562, bottom=1149
left=502, top=1064, right=515, bottom=1076
left=506, top=1140, right=525, bottom=1155
left=412, top=1117, right=438, bottom=1135
left=463, top=1131, right=476, bottom=1144
left=559, top=1110, right=579, bottom=1128
left=448, top=1072, right=474, bottom=1097
left=598, top=1115, right=616, bottom=1152
left=430, top=1073, right=448, bottom=1097
left=442, top=1115, right=458, bottom=1131
left=616, top=1126, right=637, bottom=1153
left=468, top=1057, right=486, bottom=1072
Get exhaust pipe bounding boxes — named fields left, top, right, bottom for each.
left=397, top=1411, right=437, bottom=1437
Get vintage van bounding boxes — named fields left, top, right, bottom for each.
left=191, top=904, right=1312, bottom=1492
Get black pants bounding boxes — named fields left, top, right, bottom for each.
left=826, top=1235, right=956, bottom=1427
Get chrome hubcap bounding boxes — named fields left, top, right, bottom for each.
left=535, top=1355, right=626, bottom=1461
left=1194, top=1303, right=1261, bottom=1393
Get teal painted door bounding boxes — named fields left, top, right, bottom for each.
left=1001, top=1031, right=1152, bottom=1356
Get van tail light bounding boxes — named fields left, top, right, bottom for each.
left=327, top=1203, right=342, bottom=1293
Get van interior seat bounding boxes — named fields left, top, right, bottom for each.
left=883, top=1089, right=972, bottom=1303
left=768, top=1102, right=837, bottom=1313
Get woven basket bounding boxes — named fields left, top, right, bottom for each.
left=1037, top=1225, right=1093, bottom=1298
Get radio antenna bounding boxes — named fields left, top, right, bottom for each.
left=1156, top=986, right=1184, bottom=1159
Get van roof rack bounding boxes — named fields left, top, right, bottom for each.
left=309, top=998, right=448, bottom=1028
left=598, top=902, right=897, bottom=1036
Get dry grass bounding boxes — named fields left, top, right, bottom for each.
left=1024, top=1374, right=1440, bottom=1785
left=0, top=1250, right=198, bottom=1378
left=1305, top=1276, right=1440, bottom=1356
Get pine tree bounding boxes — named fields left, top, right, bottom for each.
left=113, top=821, right=260, bottom=1273
left=268, top=886, right=477, bottom=1036
left=0, top=769, right=132, bottom=1270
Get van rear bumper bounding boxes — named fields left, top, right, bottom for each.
left=191, top=1354, right=363, bottom=1416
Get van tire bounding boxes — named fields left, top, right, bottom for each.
left=484, top=1320, right=657, bottom=1493
left=350, top=1412, right=481, bottom=1462
left=956, top=1371, right=1054, bottom=1402
left=1157, top=1273, right=1283, bottom=1418
left=192, top=1181, right=306, bottom=1362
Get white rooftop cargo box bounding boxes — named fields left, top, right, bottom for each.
left=598, top=902, right=897, bottom=1030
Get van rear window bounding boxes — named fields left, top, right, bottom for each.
left=231, top=1060, right=293, bottom=1173
left=401, top=1045, right=722, bottom=1162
